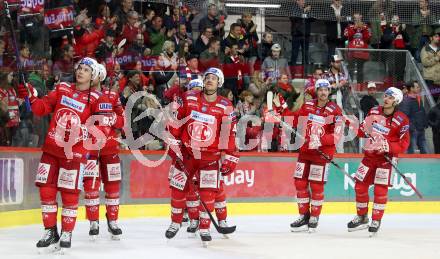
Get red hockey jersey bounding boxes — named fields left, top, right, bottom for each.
left=169, top=90, right=239, bottom=162
left=31, top=82, right=112, bottom=162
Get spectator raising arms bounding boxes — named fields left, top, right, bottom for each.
left=199, top=4, right=225, bottom=38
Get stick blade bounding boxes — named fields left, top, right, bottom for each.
left=216, top=225, right=236, bottom=235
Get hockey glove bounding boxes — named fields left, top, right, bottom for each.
left=167, top=137, right=183, bottom=161
left=220, top=154, right=239, bottom=176
left=17, top=83, right=38, bottom=103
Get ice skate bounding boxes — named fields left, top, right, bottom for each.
left=290, top=213, right=310, bottom=232
left=89, top=221, right=99, bottom=241
left=368, top=220, right=381, bottom=237
left=107, top=214, right=122, bottom=240
left=165, top=222, right=180, bottom=239
left=199, top=229, right=212, bottom=248
left=347, top=215, right=369, bottom=232
left=186, top=219, right=198, bottom=238
left=58, top=231, right=72, bottom=254
left=36, top=226, right=60, bottom=254
left=182, top=210, right=189, bottom=225
left=308, top=216, right=319, bottom=233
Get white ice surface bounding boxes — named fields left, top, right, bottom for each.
left=0, top=214, right=439, bottom=259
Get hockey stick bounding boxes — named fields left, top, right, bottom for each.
left=266, top=91, right=356, bottom=182
left=175, top=159, right=237, bottom=235
left=360, top=130, right=423, bottom=199
left=4, top=1, right=31, bottom=111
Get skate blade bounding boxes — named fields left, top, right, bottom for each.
left=57, top=247, right=69, bottom=255
left=222, top=234, right=229, bottom=239
left=90, top=235, right=98, bottom=241
left=110, top=234, right=121, bottom=241
left=202, top=241, right=209, bottom=248
left=187, top=232, right=197, bottom=238
left=369, top=231, right=378, bottom=238
left=37, top=243, right=60, bottom=254
left=348, top=224, right=369, bottom=232
left=290, top=225, right=309, bottom=233
left=308, top=228, right=317, bottom=234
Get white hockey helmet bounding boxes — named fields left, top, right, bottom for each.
left=315, top=78, right=331, bottom=91
left=384, top=87, right=403, bottom=105
left=75, top=57, right=99, bottom=81
left=97, top=63, right=107, bottom=82
left=203, top=67, right=224, bottom=88
left=187, top=79, right=204, bottom=90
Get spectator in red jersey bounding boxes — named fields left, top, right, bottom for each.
left=120, top=11, right=142, bottom=47
left=344, top=12, right=371, bottom=83
left=182, top=54, right=201, bottom=82
left=0, top=71, right=20, bottom=146
left=73, top=9, right=105, bottom=58
left=95, top=4, right=112, bottom=27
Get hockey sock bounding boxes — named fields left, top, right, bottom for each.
left=60, top=191, right=80, bottom=232
left=39, top=186, right=58, bottom=228
left=170, top=188, right=186, bottom=223
left=355, top=181, right=369, bottom=216
left=186, top=189, right=200, bottom=220
left=104, top=182, right=120, bottom=221
left=83, top=178, right=100, bottom=221
left=198, top=190, right=215, bottom=230
left=294, top=179, right=310, bottom=215
left=214, top=183, right=227, bottom=221
left=372, top=184, right=388, bottom=221
left=310, top=182, right=324, bottom=217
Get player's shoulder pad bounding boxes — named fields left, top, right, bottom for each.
left=184, top=90, right=199, bottom=102
left=369, top=106, right=380, bottom=115
left=56, top=82, right=72, bottom=93
left=325, top=101, right=340, bottom=113
left=395, top=110, right=409, bottom=123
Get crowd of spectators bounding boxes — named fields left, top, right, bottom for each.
left=0, top=0, right=439, bottom=154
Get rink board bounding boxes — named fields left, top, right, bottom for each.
left=1, top=148, right=440, bottom=228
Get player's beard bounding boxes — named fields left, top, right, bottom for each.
left=204, top=88, right=217, bottom=96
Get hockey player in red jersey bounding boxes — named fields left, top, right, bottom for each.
left=290, top=79, right=344, bottom=233
left=183, top=79, right=231, bottom=237
left=165, top=67, right=239, bottom=246
left=83, top=63, right=125, bottom=240
left=17, top=57, right=114, bottom=252
left=347, top=87, right=409, bottom=236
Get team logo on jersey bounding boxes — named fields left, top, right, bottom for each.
left=188, top=122, right=214, bottom=142
left=190, top=110, right=215, bottom=124
left=99, top=103, right=113, bottom=111
left=61, top=95, right=85, bottom=112
left=202, top=106, right=208, bottom=112
left=55, top=108, right=81, bottom=129
left=372, top=123, right=390, bottom=135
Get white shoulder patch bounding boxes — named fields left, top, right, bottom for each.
left=392, top=118, right=401, bottom=125
left=215, top=103, right=226, bottom=110
left=90, top=92, right=100, bottom=100
left=187, top=96, right=198, bottom=101
left=325, top=106, right=334, bottom=113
